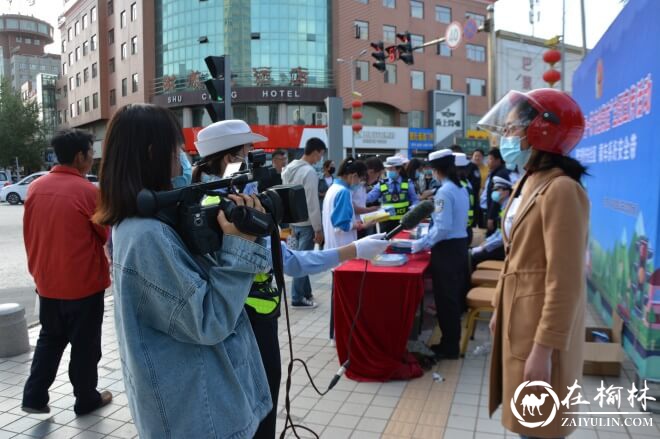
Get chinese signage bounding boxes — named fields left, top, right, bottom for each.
left=429, top=91, right=465, bottom=148
left=408, top=128, right=434, bottom=150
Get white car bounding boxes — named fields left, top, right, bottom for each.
left=0, top=172, right=99, bottom=204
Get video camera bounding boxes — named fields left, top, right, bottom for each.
left=136, top=151, right=307, bottom=255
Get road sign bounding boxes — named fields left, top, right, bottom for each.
left=445, top=21, right=463, bottom=49
left=464, top=19, right=478, bottom=41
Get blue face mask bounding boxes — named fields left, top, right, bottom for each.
left=387, top=170, right=398, bottom=180
left=415, top=171, right=421, bottom=179
left=171, top=151, right=192, bottom=188
left=500, top=136, right=532, bottom=170
left=491, top=191, right=502, bottom=203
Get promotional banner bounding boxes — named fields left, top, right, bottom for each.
left=572, top=0, right=660, bottom=380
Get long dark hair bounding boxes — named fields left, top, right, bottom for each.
left=191, top=144, right=244, bottom=183
left=432, top=160, right=461, bottom=187
left=525, top=149, right=588, bottom=183
left=406, top=158, right=424, bottom=180
left=94, top=104, right=183, bottom=226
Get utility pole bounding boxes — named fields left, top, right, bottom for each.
left=561, top=0, right=566, bottom=91
left=580, top=0, right=588, bottom=59
left=486, top=4, right=496, bottom=106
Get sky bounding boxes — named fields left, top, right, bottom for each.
left=1, top=0, right=626, bottom=56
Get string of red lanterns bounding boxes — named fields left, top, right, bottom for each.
left=543, top=47, right=561, bottom=88
left=352, top=99, right=363, bottom=134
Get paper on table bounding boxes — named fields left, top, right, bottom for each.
left=360, top=208, right=392, bottom=223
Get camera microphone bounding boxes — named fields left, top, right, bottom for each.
left=384, top=200, right=434, bottom=240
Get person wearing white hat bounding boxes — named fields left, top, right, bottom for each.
left=192, top=120, right=390, bottom=439
left=366, top=155, right=418, bottom=233
left=411, top=148, right=470, bottom=360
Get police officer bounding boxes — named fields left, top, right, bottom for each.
left=470, top=175, right=512, bottom=270
left=192, top=120, right=390, bottom=439
left=454, top=152, right=476, bottom=245
left=366, top=155, right=418, bottom=233
left=411, top=149, right=469, bottom=360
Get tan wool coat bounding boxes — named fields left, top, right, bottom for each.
left=489, top=168, right=590, bottom=438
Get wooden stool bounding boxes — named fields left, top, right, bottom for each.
left=476, top=260, right=504, bottom=271
left=471, top=269, right=499, bottom=288
left=0, top=303, right=30, bottom=358
left=460, top=287, right=495, bottom=356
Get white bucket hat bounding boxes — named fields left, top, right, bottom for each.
left=453, top=152, right=469, bottom=167
left=195, top=120, right=267, bottom=158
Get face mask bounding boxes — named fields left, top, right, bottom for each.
left=171, top=151, right=192, bottom=188
left=491, top=191, right=502, bottom=203
left=500, top=136, right=532, bottom=170
left=201, top=172, right=221, bottom=183
left=387, top=170, right=398, bottom=180
left=415, top=171, right=421, bottom=179
left=424, top=169, right=433, bottom=177
left=328, top=166, right=336, bottom=175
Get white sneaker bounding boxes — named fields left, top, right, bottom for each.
left=291, top=297, right=317, bottom=309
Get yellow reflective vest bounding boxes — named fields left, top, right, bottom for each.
left=380, top=180, right=410, bottom=220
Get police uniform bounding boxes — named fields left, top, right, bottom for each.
left=412, top=149, right=469, bottom=358
left=366, top=156, right=418, bottom=233
left=454, top=153, right=476, bottom=245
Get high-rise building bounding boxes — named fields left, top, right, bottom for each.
left=0, top=14, right=60, bottom=90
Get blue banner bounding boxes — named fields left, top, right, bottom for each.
left=408, top=128, right=434, bottom=150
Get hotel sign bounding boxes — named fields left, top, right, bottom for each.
left=152, top=87, right=335, bottom=107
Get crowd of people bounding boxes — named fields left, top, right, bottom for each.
left=18, top=87, right=590, bottom=439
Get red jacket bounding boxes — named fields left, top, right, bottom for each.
left=23, top=166, right=110, bottom=299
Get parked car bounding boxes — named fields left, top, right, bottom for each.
left=0, top=172, right=47, bottom=204
left=0, top=169, right=14, bottom=188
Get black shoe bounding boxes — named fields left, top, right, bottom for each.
left=22, top=405, right=50, bottom=414
left=75, top=390, right=113, bottom=416
left=430, top=344, right=459, bottom=360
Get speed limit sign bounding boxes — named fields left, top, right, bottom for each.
left=445, top=21, right=463, bottom=49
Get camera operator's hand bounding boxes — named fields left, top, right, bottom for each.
left=314, top=230, right=324, bottom=245
left=217, top=194, right=265, bottom=242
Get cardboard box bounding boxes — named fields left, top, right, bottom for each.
left=583, top=313, right=624, bottom=377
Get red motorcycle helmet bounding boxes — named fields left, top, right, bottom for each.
left=478, top=88, right=585, bottom=156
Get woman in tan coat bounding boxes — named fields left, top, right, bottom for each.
left=477, top=89, right=589, bottom=438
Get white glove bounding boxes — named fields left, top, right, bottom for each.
left=354, top=233, right=390, bottom=259
left=411, top=239, right=425, bottom=254
left=470, top=246, right=484, bottom=256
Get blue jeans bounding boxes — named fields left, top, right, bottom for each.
left=291, top=225, right=315, bottom=302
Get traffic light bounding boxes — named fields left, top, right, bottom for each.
left=396, top=32, right=414, bottom=65
left=203, top=55, right=232, bottom=122
left=370, top=41, right=386, bottom=73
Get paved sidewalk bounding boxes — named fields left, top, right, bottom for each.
left=1, top=271, right=658, bottom=438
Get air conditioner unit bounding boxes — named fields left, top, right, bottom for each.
left=314, top=112, right=327, bottom=126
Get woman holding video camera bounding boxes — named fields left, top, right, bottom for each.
left=192, top=119, right=390, bottom=439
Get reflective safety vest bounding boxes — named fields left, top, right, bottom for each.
left=461, top=180, right=475, bottom=227
left=380, top=180, right=410, bottom=220
left=202, top=195, right=280, bottom=319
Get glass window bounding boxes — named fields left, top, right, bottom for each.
left=121, top=43, right=127, bottom=60
left=91, top=35, right=97, bottom=51
left=409, top=110, right=424, bottom=128
left=93, top=92, right=98, bottom=109
left=70, top=103, right=75, bottom=118
left=110, top=89, right=116, bottom=105
left=355, top=0, right=367, bottom=3
left=62, top=63, right=67, bottom=75
left=76, top=100, right=82, bottom=115
left=466, top=44, right=485, bottom=62
left=68, top=52, right=73, bottom=66
left=67, top=27, right=72, bottom=41
left=383, top=0, right=395, bottom=7
left=92, top=63, right=98, bottom=78
left=109, top=58, right=115, bottom=73
left=411, top=34, right=424, bottom=53
left=467, top=77, right=486, bottom=96
left=132, top=73, right=139, bottom=92
left=75, top=21, right=80, bottom=35
left=410, top=1, right=424, bottom=19
left=385, top=64, right=396, bottom=84
left=82, top=41, right=89, bottom=56
left=131, top=36, right=138, bottom=54
left=435, top=6, right=451, bottom=23
left=411, top=70, right=424, bottom=90
left=120, top=11, right=126, bottom=28
left=76, top=73, right=81, bottom=87
left=466, top=12, right=485, bottom=28
left=131, top=3, right=137, bottom=21
left=34, top=39, right=40, bottom=45
left=242, top=104, right=278, bottom=125
left=436, top=73, right=451, bottom=91
left=108, top=29, right=114, bottom=45
left=437, top=42, right=451, bottom=57
left=355, top=20, right=368, bottom=40
left=75, top=47, right=81, bottom=61
left=356, top=60, right=369, bottom=81
left=122, top=78, right=127, bottom=96
left=108, top=0, right=114, bottom=15
left=69, top=76, right=74, bottom=90
left=84, top=67, right=89, bottom=82
left=383, top=25, right=396, bottom=43
left=91, top=6, right=97, bottom=22
left=61, top=40, right=66, bottom=53
left=83, top=14, right=88, bottom=30
left=84, top=96, right=90, bottom=112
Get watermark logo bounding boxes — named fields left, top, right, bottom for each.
left=510, top=381, right=560, bottom=428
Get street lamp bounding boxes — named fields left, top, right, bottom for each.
left=337, top=49, right=367, bottom=157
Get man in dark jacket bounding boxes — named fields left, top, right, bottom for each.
left=485, top=148, right=510, bottom=236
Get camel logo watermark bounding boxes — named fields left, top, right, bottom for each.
left=511, top=379, right=656, bottom=429
left=510, top=381, right=560, bottom=428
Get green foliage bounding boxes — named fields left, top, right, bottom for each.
left=0, top=79, right=48, bottom=170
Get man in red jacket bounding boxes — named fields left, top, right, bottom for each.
left=22, top=129, right=112, bottom=415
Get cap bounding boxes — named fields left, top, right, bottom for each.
left=492, top=175, right=513, bottom=190
left=453, top=152, right=469, bottom=167
left=428, top=149, right=455, bottom=166
left=385, top=156, right=406, bottom=167
left=195, top=120, right=267, bottom=158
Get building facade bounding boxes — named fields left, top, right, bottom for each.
left=0, top=14, right=60, bottom=90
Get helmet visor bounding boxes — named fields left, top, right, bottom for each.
left=477, top=90, right=538, bottom=137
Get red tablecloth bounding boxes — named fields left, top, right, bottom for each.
left=333, top=250, right=430, bottom=382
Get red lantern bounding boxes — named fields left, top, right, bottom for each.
left=351, top=111, right=363, bottom=120
left=351, top=100, right=363, bottom=108
left=543, top=69, right=561, bottom=87
left=543, top=49, right=561, bottom=66
left=352, top=122, right=363, bottom=133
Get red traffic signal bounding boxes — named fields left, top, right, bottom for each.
left=396, top=32, right=414, bottom=65
left=370, top=40, right=387, bottom=73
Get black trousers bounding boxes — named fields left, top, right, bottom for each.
left=23, top=291, right=104, bottom=415
left=248, top=312, right=281, bottom=439
left=431, top=238, right=469, bottom=355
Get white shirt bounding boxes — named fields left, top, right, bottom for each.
left=504, top=195, right=523, bottom=240
left=352, top=184, right=367, bottom=221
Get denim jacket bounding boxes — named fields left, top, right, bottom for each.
left=111, top=217, right=272, bottom=439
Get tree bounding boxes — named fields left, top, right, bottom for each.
left=0, top=79, right=47, bottom=171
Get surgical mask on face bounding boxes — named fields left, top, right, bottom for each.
left=201, top=172, right=221, bottom=183
left=424, top=169, right=433, bottom=177
left=328, top=166, right=336, bottom=175
left=171, top=151, right=192, bottom=188
left=387, top=170, right=398, bottom=180
left=491, top=190, right=502, bottom=203
left=415, top=171, right=421, bottom=179
left=499, top=136, right=532, bottom=170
